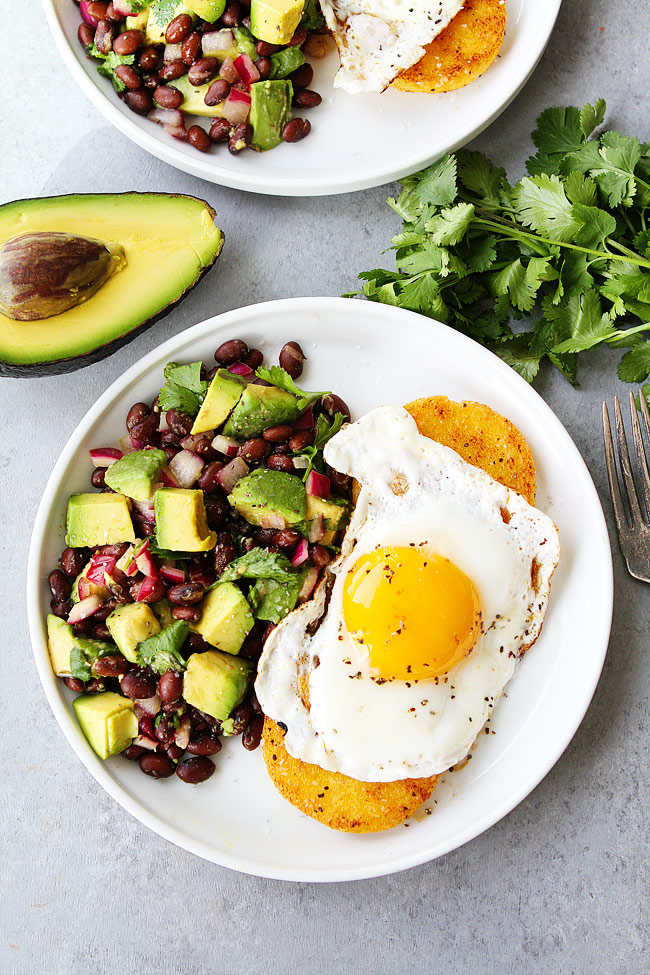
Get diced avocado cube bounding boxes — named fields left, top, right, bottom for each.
left=146, top=1, right=194, bottom=44
left=305, top=493, right=349, bottom=530
left=183, top=650, right=253, bottom=722
left=190, top=582, right=254, bottom=654
left=186, top=0, right=226, bottom=21
left=173, top=74, right=231, bottom=117
left=66, top=493, right=135, bottom=548
left=268, top=46, right=304, bottom=79
left=106, top=603, right=161, bottom=663
left=230, top=468, right=305, bottom=527
left=126, top=10, right=149, bottom=29
left=232, top=26, right=258, bottom=58
left=190, top=369, right=245, bottom=435
left=73, top=692, right=138, bottom=760
left=223, top=383, right=301, bottom=439
left=152, top=597, right=176, bottom=629
left=47, top=615, right=115, bottom=678
left=250, top=80, right=293, bottom=151
left=250, top=0, right=304, bottom=44
left=104, top=448, right=168, bottom=502
left=154, top=488, right=217, bottom=552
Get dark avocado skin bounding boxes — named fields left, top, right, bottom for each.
left=0, top=192, right=224, bottom=379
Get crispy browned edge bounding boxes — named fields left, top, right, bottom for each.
left=393, top=0, right=507, bottom=94
left=262, top=395, right=537, bottom=833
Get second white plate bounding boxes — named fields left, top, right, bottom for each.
left=44, top=0, right=562, bottom=195
left=27, top=297, right=612, bottom=881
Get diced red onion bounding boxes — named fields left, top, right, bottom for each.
left=228, top=362, right=253, bottom=377
left=219, top=57, right=239, bottom=83
left=258, top=512, right=286, bottom=530
left=120, top=434, right=137, bottom=455
left=68, top=594, right=103, bottom=624
left=298, top=566, right=319, bottom=602
left=160, top=563, right=185, bottom=585
left=112, top=0, right=136, bottom=15
left=161, top=466, right=180, bottom=487
left=125, top=559, right=139, bottom=578
left=290, top=538, right=309, bottom=567
left=135, top=547, right=158, bottom=578
left=192, top=567, right=214, bottom=588
left=135, top=693, right=161, bottom=716
left=216, top=456, right=249, bottom=494
left=166, top=124, right=188, bottom=141
left=212, top=434, right=239, bottom=458
left=158, top=411, right=170, bottom=433
left=308, top=515, right=325, bottom=542
left=292, top=455, right=310, bottom=470
left=295, top=405, right=314, bottom=430
left=201, top=29, right=235, bottom=55
left=175, top=716, right=192, bottom=750
left=77, top=576, right=92, bottom=600
left=222, top=89, right=251, bottom=124
left=133, top=734, right=157, bottom=751
left=169, top=449, right=205, bottom=488
left=134, top=575, right=159, bottom=603
left=164, top=43, right=183, bottom=62
left=305, top=470, right=330, bottom=500
left=89, top=446, right=123, bottom=467
left=116, top=544, right=134, bottom=572
left=148, top=107, right=184, bottom=128
left=233, top=53, right=260, bottom=88
left=80, top=1, right=100, bottom=25
left=86, top=553, right=117, bottom=586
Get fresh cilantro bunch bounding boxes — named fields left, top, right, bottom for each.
left=351, top=100, right=650, bottom=387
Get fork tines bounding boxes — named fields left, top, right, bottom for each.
left=602, top=391, right=650, bottom=582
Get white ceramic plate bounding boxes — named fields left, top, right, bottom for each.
left=44, top=0, right=562, bottom=196
left=27, top=297, right=612, bottom=882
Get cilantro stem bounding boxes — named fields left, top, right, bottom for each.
left=473, top=215, right=650, bottom=271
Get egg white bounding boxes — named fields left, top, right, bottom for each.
left=319, top=0, right=464, bottom=93
left=255, top=406, right=560, bottom=783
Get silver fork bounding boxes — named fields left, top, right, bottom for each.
left=602, top=391, right=650, bottom=582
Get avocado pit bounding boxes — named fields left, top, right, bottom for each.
left=0, top=231, right=126, bottom=321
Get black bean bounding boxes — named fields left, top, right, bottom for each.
left=154, top=84, right=184, bottom=109
left=238, top=438, right=270, bottom=464
left=181, top=30, right=202, bottom=64
left=78, top=22, right=95, bottom=48
left=113, top=29, right=144, bottom=55
left=242, top=713, right=264, bottom=750
left=214, top=531, right=236, bottom=575
left=121, top=670, right=156, bottom=700
left=124, top=88, right=153, bottom=115
left=281, top=117, right=310, bottom=143
left=188, top=57, right=219, bottom=86
left=197, top=461, right=224, bottom=492
left=186, top=734, right=222, bottom=756
left=176, top=756, right=215, bottom=783
left=204, top=78, right=230, bottom=106
left=168, top=581, right=205, bottom=606
left=139, top=46, right=160, bottom=71
left=49, top=569, right=71, bottom=602
left=279, top=340, right=305, bottom=377
left=204, top=494, right=229, bottom=528
left=244, top=348, right=263, bottom=369
left=129, top=413, right=159, bottom=446
left=310, top=544, right=332, bottom=568
left=228, top=122, right=252, bottom=154
left=172, top=605, right=201, bottom=622
left=160, top=58, right=187, bottom=81
left=64, top=676, right=85, bottom=692
left=51, top=599, right=72, bottom=619
left=226, top=703, right=251, bottom=736
left=293, top=89, right=322, bottom=109
left=263, top=424, right=293, bottom=442
left=140, top=753, right=175, bottom=778
left=123, top=744, right=146, bottom=761
left=166, top=13, right=193, bottom=43
left=290, top=63, right=313, bottom=88
left=159, top=670, right=183, bottom=703
left=221, top=3, right=241, bottom=26
left=188, top=125, right=211, bottom=152
left=92, top=655, right=129, bottom=678
left=126, top=402, right=149, bottom=431
left=91, top=467, right=106, bottom=488
left=267, top=453, right=294, bottom=472
left=274, top=528, right=300, bottom=550
left=61, top=547, right=86, bottom=576
left=215, top=338, right=248, bottom=364
left=209, top=118, right=231, bottom=143
left=322, top=393, right=351, bottom=422
left=289, top=430, right=313, bottom=451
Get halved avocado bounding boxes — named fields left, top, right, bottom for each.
left=0, top=193, right=224, bottom=377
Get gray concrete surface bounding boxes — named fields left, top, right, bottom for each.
left=1, top=0, right=649, bottom=972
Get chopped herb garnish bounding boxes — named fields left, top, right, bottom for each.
left=157, top=360, right=207, bottom=417
left=136, top=621, right=189, bottom=675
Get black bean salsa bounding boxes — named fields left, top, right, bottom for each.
left=75, top=0, right=329, bottom=155
left=46, top=338, right=352, bottom=784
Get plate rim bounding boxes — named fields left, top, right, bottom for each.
left=42, top=0, right=563, bottom=197
left=26, top=296, right=613, bottom=882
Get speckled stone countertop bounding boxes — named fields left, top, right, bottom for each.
left=1, top=0, right=648, bottom=972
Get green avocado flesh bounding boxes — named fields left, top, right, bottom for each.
left=0, top=193, right=224, bottom=376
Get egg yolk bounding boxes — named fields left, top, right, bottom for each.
left=342, top=547, right=482, bottom=680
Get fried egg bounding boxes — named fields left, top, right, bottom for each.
left=319, top=0, right=465, bottom=93
left=255, top=406, right=560, bottom=783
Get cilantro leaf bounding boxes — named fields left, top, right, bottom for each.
left=457, top=150, right=507, bottom=207
left=313, top=412, right=346, bottom=450
left=248, top=575, right=305, bottom=623
left=580, top=99, right=607, bottom=140
left=69, top=636, right=116, bottom=682
left=136, top=622, right=188, bottom=676
left=493, top=334, right=543, bottom=383
left=428, top=203, right=475, bottom=246
left=300, top=0, right=325, bottom=29
left=89, top=45, right=137, bottom=93
left=513, top=175, right=582, bottom=242
left=255, top=365, right=327, bottom=411
left=158, top=361, right=207, bottom=416
left=492, top=259, right=539, bottom=313
left=548, top=291, right=616, bottom=353
left=217, top=549, right=296, bottom=584
left=618, top=342, right=650, bottom=383
left=526, top=105, right=586, bottom=176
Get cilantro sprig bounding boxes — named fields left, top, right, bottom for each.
left=89, top=43, right=137, bottom=93
left=292, top=412, right=346, bottom=480
left=350, top=100, right=650, bottom=390
left=158, top=361, right=208, bottom=417
left=136, top=621, right=188, bottom=675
